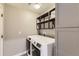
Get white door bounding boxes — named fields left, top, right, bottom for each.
left=57, top=28, right=79, bottom=56
left=56, top=4, right=79, bottom=28
left=0, top=4, right=3, bottom=56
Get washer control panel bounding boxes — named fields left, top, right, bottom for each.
left=36, top=43, right=41, bottom=48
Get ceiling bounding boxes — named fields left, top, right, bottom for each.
left=6, top=3, right=55, bottom=14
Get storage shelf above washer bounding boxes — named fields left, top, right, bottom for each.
left=36, top=8, right=55, bottom=30
left=37, top=18, right=55, bottom=24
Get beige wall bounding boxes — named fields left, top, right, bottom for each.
left=3, top=4, right=38, bottom=56
left=4, top=4, right=38, bottom=39
left=40, top=29, right=55, bottom=38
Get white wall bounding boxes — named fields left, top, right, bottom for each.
left=3, top=4, right=38, bottom=56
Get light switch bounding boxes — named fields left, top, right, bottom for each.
left=1, top=14, right=3, bottom=17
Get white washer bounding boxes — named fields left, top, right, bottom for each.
left=26, top=35, right=55, bottom=56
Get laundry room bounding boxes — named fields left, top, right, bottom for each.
left=1, top=3, right=79, bottom=56
left=0, top=3, right=55, bottom=56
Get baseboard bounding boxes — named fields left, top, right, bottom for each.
left=14, top=51, right=26, bottom=56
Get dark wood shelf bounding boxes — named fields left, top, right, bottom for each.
left=37, top=12, right=48, bottom=19
left=37, top=8, right=55, bottom=20
left=40, top=28, right=54, bottom=29
left=36, top=8, right=55, bottom=35
left=37, top=18, right=55, bottom=29
left=37, top=18, right=55, bottom=24
left=49, top=8, right=55, bottom=13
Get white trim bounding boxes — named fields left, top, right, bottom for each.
left=0, top=38, right=3, bottom=56
left=14, top=51, right=26, bottom=56
left=0, top=4, right=3, bottom=56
